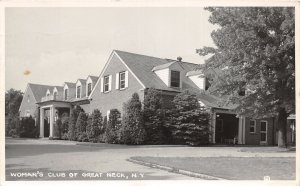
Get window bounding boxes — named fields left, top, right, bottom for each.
left=53, top=92, right=57, bottom=99
left=119, top=71, right=126, bottom=89
left=77, top=86, right=81, bottom=98
left=249, top=120, right=256, bottom=133
left=260, top=121, right=267, bottom=142
left=27, top=95, right=30, bottom=102
left=64, top=89, right=68, bottom=100
left=170, top=70, right=180, bottom=88
left=87, top=83, right=92, bottom=96
left=104, top=76, right=109, bottom=92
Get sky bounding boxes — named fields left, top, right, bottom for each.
left=5, top=7, right=218, bottom=91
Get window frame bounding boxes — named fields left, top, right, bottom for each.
left=249, top=120, right=256, bottom=133
left=170, top=70, right=180, bottom=88
left=76, top=85, right=81, bottom=98
left=104, top=75, right=110, bottom=93
left=87, top=83, right=92, bottom=96
left=64, top=89, right=68, bottom=100
left=119, top=71, right=126, bottom=90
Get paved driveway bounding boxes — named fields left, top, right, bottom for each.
left=5, top=138, right=295, bottom=180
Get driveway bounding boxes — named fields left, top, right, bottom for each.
left=5, top=138, right=295, bottom=180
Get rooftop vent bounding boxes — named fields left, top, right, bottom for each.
left=177, top=56, right=182, bottom=62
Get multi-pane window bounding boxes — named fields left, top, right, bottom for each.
left=53, top=92, right=57, bottom=99
left=249, top=120, right=256, bottom=133
left=64, top=89, right=68, bottom=100
left=170, top=70, right=180, bottom=88
left=87, top=83, right=92, bottom=96
left=119, top=71, right=126, bottom=89
left=104, top=76, right=109, bottom=92
left=260, top=121, right=267, bottom=142
left=77, top=86, right=81, bottom=98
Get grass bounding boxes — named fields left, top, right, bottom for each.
left=131, top=156, right=295, bottom=180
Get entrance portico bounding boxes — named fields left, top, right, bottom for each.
left=39, top=101, right=71, bottom=138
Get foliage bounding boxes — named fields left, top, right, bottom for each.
left=120, top=93, right=146, bottom=145
left=197, top=7, right=295, bottom=147
left=61, top=113, right=69, bottom=139
left=77, top=132, right=89, bottom=142
left=53, top=119, right=62, bottom=139
left=105, top=109, right=121, bottom=144
left=87, top=109, right=103, bottom=143
left=143, top=88, right=165, bottom=144
left=75, top=112, right=88, bottom=141
left=68, top=106, right=84, bottom=141
left=9, top=129, right=18, bottom=138
left=166, top=90, right=210, bottom=146
left=19, top=116, right=39, bottom=138
left=5, top=89, right=23, bottom=136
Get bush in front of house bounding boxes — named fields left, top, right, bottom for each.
left=68, top=106, right=83, bottom=141
left=75, top=112, right=88, bottom=141
left=120, top=93, right=146, bottom=145
left=143, top=88, right=165, bottom=144
left=19, top=116, right=38, bottom=138
left=166, top=90, right=211, bottom=146
left=105, top=109, right=121, bottom=144
left=61, top=113, right=69, bottom=140
left=86, top=109, right=103, bottom=143
left=53, top=118, right=62, bottom=139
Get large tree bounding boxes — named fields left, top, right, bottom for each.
left=197, top=7, right=295, bottom=147
left=5, top=89, right=23, bottom=135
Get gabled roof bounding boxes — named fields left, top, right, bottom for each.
left=87, top=75, right=99, bottom=84
left=152, top=61, right=175, bottom=71
left=28, top=83, right=56, bottom=102
left=53, top=86, right=64, bottom=92
left=64, top=82, right=76, bottom=88
left=186, top=70, right=204, bottom=77
left=114, top=50, right=199, bottom=92
left=76, top=79, right=87, bottom=84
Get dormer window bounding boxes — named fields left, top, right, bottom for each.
left=76, top=86, right=81, bottom=98
left=87, top=83, right=92, bottom=96
left=64, top=89, right=68, bottom=100
left=170, top=70, right=180, bottom=88
left=53, top=91, right=57, bottom=99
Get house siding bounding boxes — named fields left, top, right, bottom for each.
left=89, top=54, right=144, bottom=116
left=188, top=75, right=205, bottom=90
left=244, top=117, right=274, bottom=145
left=154, top=68, right=169, bottom=86
left=19, top=86, right=38, bottom=118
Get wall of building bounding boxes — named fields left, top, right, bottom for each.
left=19, top=86, right=38, bottom=118
left=89, top=54, right=144, bottom=116
left=244, top=117, right=275, bottom=145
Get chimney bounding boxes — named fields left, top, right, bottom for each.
left=177, top=56, right=182, bottom=62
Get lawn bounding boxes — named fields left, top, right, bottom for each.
left=131, top=156, right=295, bottom=180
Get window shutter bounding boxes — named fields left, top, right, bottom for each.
left=125, top=71, right=129, bottom=88
left=109, top=75, right=112, bottom=91
left=115, top=73, right=119, bottom=89
left=100, top=77, right=104, bottom=92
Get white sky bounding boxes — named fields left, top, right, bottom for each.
left=5, top=7, right=217, bottom=91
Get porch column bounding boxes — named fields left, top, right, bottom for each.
left=39, top=107, right=44, bottom=138
left=49, top=106, right=54, bottom=137
left=211, top=112, right=216, bottom=144
left=238, top=116, right=246, bottom=144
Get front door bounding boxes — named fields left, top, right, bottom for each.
left=44, top=118, right=50, bottom=137
left=260, top=121, right=267, bottom=143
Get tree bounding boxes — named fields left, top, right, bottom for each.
left=166, top=90, right=210, bottom=146
left=5, top=89, right=23, bottom=135
left=197, top=7, right=295, bottom=147
left=68, top=106, right=83, bottom=141
left=87, top=109, right=103, bottom=143
left=120, top=93, right=146, bottom=145
left=76, top=112, right=88, bottom=141
left=143, top=88, right=165, bottom=144
left=105, top=109, right=121, bottom=144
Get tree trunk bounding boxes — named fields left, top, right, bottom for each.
left=277, top=108, right=287, bottom=148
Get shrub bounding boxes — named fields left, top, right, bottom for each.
left=9, top=129, right=18, bottom=138
left=120, top=93, right=146, bottom=145
left=87, top=109, right=103, bottom=143
left=68, top=106, right=83, bottom=141
left=143, top=88, right=165, bottom=144
left=61, top=132, right=69, bottom=140
left=78, top=132, right=89, bottom=142
left=19, top=116, right=38, bottom=138
left=75, top=112, right=88, bottom=141
left=166, top=90, right=211, bottom=146
left=105, top=109, right=121, bottom=144
left=53, top=119, right=62, bottom=139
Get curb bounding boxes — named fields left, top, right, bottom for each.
left=127, top=158, right=226, bottom=180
